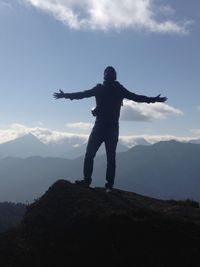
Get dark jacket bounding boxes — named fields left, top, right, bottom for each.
left=65, top=81, right=155, bottom=123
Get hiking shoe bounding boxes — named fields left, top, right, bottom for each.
left=105, top=182, right=113, bottom=193
left=75, top=180, right=90, bottom=188
left=106, top=188, right=112, bottom=193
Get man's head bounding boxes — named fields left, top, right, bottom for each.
left=104, top=66, right=117, bottom=81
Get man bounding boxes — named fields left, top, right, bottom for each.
left=53, top=66, right=167, bottom=192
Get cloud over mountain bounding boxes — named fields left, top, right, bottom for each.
left=0, top=123, right=194, bottom=149
left=23, top=0, right=191, bottom=33
left=0, top=123, right=88, bottom=145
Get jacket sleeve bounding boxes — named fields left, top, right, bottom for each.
left=65, top=85, right=99, bottom=100
left=121, top=86, right=155, bottom=103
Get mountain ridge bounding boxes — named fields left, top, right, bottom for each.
left=1, top=140, right=200, bottom=202
left=0, top=133, right=49, bottom=158
left=0, top=179, right=200, bottom=267
left=0, top=133, right=130, bottom=159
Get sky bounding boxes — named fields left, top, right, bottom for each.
left=0, top=0, right=200, bottom=146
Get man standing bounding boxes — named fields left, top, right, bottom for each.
left=53, top=66, right=167, bottom=192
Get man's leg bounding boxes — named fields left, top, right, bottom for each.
left=83, top=125, right=103, bottom=185
left=104, top=126, right=119, bottom=189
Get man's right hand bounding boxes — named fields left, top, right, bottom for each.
left=53, top=90, right=66, bottom=99
left=154, top=94, right=167, bottom=103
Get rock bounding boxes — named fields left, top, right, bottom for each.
left=0, top=179, right=200, bottom=267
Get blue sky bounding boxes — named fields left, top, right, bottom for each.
left=0, top=0, right=200, bottom=145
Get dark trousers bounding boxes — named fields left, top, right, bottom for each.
left=83, top=122, right=119, bottom=187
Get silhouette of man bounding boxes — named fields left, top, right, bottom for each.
left=53, top=66, right=167, bottom=192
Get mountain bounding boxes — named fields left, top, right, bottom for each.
left=115, top=140, right=200, bottom=200
left=66, top=140, right=129, bottom=159
left=1, top=140, right=200, bottom=203
left=0, top=134, right=49, bottom=159
left=0, top=134, right=129, bottom=159
left=45, top=136, right=88, bottom=158
left=124, top=137, right=151, bottom=147
left=0, top=180, right=200, bottom=267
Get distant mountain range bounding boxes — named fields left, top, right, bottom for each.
left=0, top=133, right=131, bottom=159
left=116, top=140, right=200, bottom=201
left=0, top=140, right=200, bottom=203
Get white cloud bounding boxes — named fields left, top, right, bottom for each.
left=30, top=126, right=88, bottom=144
left=66, top=122, right=93, bottom=131
left=22, top=0, right=191, bottom=34
left=0, top=123, right=198, bottom=148
left=120, top=134, right=193, bottom=147
left=0, top=123, right=88, bottom=145
left=120, top=101, right=183, bottom=122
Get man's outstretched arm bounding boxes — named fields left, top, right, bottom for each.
left=53, top=87, right=98, bottom=100
left=122, top=87, right=167, bottom=103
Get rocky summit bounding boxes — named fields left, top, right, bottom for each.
left=0, top=180, right=200, bottom=267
